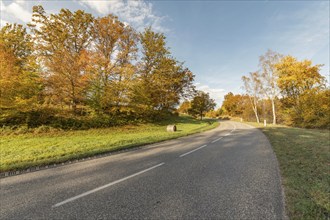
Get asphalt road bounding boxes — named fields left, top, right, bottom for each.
left=0, top=121, right=286, bottom=219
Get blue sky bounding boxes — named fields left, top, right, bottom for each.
left=1, top=0, right=329, bottom=106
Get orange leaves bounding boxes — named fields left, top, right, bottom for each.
left=2, top=6, right=194, bottom=121
left=0, top=24, right=41, bottom=111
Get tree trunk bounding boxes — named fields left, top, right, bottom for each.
left=271, top=98, right=276, bottom=125
left=70, top=78, right=77, bottom=113
left=200, top=111, right=203, bottom=120
left=249, top=96, right=260, bottom=123
left=253, top=106, right=260, bottom=123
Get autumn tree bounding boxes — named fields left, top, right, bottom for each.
left=87, top=15, right=138, bottom=114
left=178, top=100, right=191, bottom=114
left=276, top=56, right=325, bottom=100
left=242, top=72, right=262, bottom=123
left=275, top=56, right=327, bottom=127
left=153, top=60, right=195, bottom=111
left=0, top=23, right=32, bottom=66
left=259, top=50, right=283, bottom=124
left=221, top=92, right=253, bottom=119
left=0, top=8, right=197, bottom=128
left=0, top=24, right=41, bottom=111
left=222, top=92, right=241, bottom=116
left=134, top=27, right=194, bottom=116
left=30, top=6, right=94, bottom=113
left=0, top=45, right=21, bottom=109
left=205, top=109, right=219, bottom=118
left=188, top=91, right=216, bottom=120
left=133, top=27, right=168, bottom=114
left=297, top=89, right=330, bottom=128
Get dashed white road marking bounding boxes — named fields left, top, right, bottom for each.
left=179, top=145, right=208, bottom=158
left=211, top=137, right=223, bottom=143
left=210, top=123, right=236, bottom=144
left=52, top=162, right=165, bottom=208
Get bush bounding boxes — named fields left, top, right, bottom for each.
left=13, top=125, right=30, bottom=134
left=33, top=125, right=62, bottom=134
left=0, top=106, right=182, bottom=132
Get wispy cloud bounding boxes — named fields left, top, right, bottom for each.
left=1, top=0, right=167, bottom=32
left=1, top=0, right=31, bottom=23
left=267, top=2, right=329, bottom=60
left=78, top=0, right=167, bottom=32
left=14, top=0, right=27, bottom=6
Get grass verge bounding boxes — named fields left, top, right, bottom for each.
left=0, top=116, right=218, bottom=172
left=246, top=121, right=329, bottom=219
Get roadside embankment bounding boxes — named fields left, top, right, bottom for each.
left=0, top=116, right=218, bottom=173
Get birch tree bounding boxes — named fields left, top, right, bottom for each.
left=242, top=72, right=261, bottom=123
left=259, top=49, right=282, bottom=124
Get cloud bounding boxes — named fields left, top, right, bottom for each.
left=78, top=0, right=166, bottom=32
left=1, top=0, right=32, bottom=23
left=78, top=0, right=119, bottom=15
left=14, top=0, right=27, bottom=6
left=268, top=2, right=329, bottom=60
left=197, top=85, right=225, bottom=98
left=196, top=84, right=226, bottom=107
left=1, top=0, right=167, bottom=32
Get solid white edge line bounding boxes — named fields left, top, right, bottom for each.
left=179, top=145, right=207, bottom=158
left=211, top=137, right=223, bottom=143
left=52, top=162, right=165, bottom=208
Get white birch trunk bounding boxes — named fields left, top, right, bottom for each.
left=271, top=98, right=276, bottom=125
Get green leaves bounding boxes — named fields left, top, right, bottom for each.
left=133, top=28, right=195, bottom=115
left=188, top=91, right=216, bottom=120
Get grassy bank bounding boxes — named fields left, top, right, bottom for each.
left=246, top=121, right=329, bottom=219
left=0, top=116, right=218, bottom=172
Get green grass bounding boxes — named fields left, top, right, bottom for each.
left=0, top=116, right=218, bottom=172
left=245, top=121, right=329, bottom=219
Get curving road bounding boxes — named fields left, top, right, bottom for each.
left=0, top=121, right=286, bottom=219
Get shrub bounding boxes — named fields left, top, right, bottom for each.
left=33, top=125, right=62, bottom=134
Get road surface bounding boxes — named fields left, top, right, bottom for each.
left=0, top=121, right=286, bottom=219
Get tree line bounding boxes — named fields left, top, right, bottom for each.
left=221, top=50, right=329, bottom=129
left=0, top=6, right=197, bottom=129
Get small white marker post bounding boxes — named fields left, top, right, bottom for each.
left=264, top=119, right=267, bottom=127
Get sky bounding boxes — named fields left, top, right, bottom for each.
left=1, top=0, right=329, bottom=106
